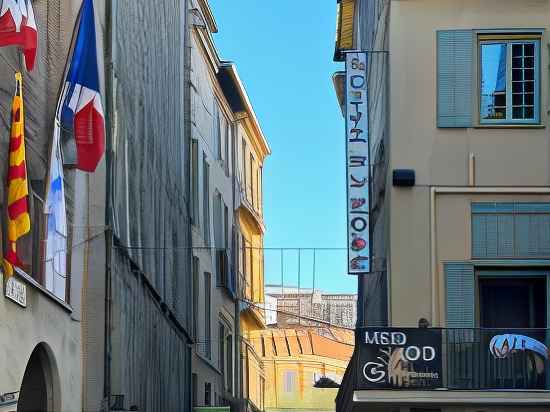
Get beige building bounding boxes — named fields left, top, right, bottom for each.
left=334, top=0, right=550, bottom=411
left=189, top=0, right=239, bottom=408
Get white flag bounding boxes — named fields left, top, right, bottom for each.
left=44, top=122, right=67, bottom=300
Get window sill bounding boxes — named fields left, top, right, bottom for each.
left=11, top=267, right=73, bottom=313
left=474, top=124, right=545, bottom=129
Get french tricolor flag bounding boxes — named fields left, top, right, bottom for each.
left=59, top=0, right=104, bottom=172
left=0, top=0, right=38, bottom=71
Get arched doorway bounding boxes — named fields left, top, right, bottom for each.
left=17, top=343, right=60, bottom=412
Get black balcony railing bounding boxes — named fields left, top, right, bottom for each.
left=356, top=327, right=550, bottom=391
left=445, top=328, right=550, bottom=391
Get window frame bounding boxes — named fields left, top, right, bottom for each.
left=478, top=34, right=541, bottom=126
left=191, top=139, right=199, bottom=227
left=202, top=153, right=210, bottom=245
left=204, top=271, right=212, bottom=359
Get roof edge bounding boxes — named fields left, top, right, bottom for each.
left=197, top=0, right=218, bottom=33
left=220, top=62, right=272, bottom=157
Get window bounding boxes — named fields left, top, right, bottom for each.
left=205, top=382, right=211, bottom=406
left=202, top=154, right=210, bottom=245
left=191, top=140, right=199, bottom=225
left=241, top=138, right=247, bottom=189
left=192, top=257, right=199, bottom=339
left=283, top=371, right=296, bottom=392
left=249, top=154, right=254, bottom=205
left=258, top=166, right=263, bottom=215
left=192, top=373, right=198, bottom=407
left=214, top=190, right=223, bottom=251
left=226, top=334, right=233, bottom=393
left=224, top=203, right=229, bottom=250
left=16, top=181, right=68, bottom=302
left=224, top=118, right=230, bottom=176
left=480, top=37, right=540, bottom=124
left=436, top=30, right=542, bottom=128
left=219, top=322, right=225, bottom=373
left=214, top=103, right=222, bottom=160
left=204, top=272, right=212, bottom=359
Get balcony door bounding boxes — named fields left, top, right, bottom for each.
left=477, top=274, right=547, bottom=390
left=479, top=276, right=547, bottom=329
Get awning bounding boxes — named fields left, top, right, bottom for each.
left=334, top=0, right=356, bottom=61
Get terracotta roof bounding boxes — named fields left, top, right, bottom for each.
left=251, top=328, right=354, bottom=361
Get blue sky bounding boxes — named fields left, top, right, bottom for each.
left=210, top=0, right=357, bottom=294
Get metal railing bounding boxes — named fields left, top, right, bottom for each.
left=238, top=182, right=263, bottom=222
left=445, top=328, right=550, bottom=390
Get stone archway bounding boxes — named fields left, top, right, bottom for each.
left=17, top=343, right=60, bottom=412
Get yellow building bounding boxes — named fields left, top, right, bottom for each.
left=249, top=328, right=354, bottom=412
left=218, top=63, right=271, bottom=412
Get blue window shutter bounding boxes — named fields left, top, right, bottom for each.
left=539, top=215, right=550, bottom=255
left=485, top=215, right=498, bottom=257
left=497, top=215, right=514, bottom=256
left=515, top=214, right=531, bottom=256
left=472, top=215, right=487, bottom=258
left=445, top=262, right=475, bottom=328
left=437, top=30, right=474, bottom=128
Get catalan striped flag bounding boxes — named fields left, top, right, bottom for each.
left=3, top=72, right=30, bottom=277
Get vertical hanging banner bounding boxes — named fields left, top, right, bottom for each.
left=346, top=52, right=370, bottom=274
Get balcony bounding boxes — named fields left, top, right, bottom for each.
left=236, top=181, right=265, bottom=233
left=238, top=271, right=265, bottom=325
left=353, top=327, right=550, bottom=403
left=216, top=250, right=236, bottom=299
left=445, top=328, right=549, bottom=391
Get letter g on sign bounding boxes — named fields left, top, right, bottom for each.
left=363, top=362, right=386, bottom=383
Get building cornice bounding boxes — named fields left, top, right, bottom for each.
left=196, top=0, right=218, bottom=33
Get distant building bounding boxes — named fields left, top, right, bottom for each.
left=248, top=328, right=354, bottom=412
left=265, top=285, right=357, bottom=329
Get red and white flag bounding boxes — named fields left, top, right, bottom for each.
left=0, top=0, right=37, bottom=71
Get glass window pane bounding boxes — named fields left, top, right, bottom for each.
left=524, top=69, right=534, bottom=81
left=512, top=94, right=523, bottom=106
left=524, top=43, right=535, bottom=56
left=525, top=107, right=534, bottom=119
left=525, top=81, right=534, bottom=93
left=512, top=57, right=523, bottom=68
left=512, top=44, right=523, bottom=57
left=513, top=107, right=524, bottom=119
left=512, top=69, right=523, bottom=81
left=525, top=94, right=534, bottom=106
left=480, top=43, right=507, bottom=121
left=524, top=57, right=534, bottom=68
left=512, top=82, right=523, bottom=93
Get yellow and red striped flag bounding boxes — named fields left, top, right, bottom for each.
left=3, top=72, right=30, bottom=278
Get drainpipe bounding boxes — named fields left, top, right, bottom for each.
left=183, top=0, right=194, bottom=410
left=104, top=0, right=116, bottom=407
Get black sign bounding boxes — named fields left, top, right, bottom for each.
left=356, top=328, right=442, bottom=389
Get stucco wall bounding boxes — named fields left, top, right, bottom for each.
left=0, top=280, right=81, bottom=411
left=189, top=1, right=237, bottom=403
left=388, top=0, right=550, bottom=327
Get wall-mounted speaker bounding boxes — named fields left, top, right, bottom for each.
left=392, top=169, right=415, bottom=187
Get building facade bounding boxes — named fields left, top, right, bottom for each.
left=217, top=61, right=271, bottom=412
left=93, top=0, right=194, bottom=411
left=334, top=0, right=550, bottom=411
left=249, top=328, right=353, bottom=412
left=265, top=285, right=357, bottom=329
left=0, top=1, right=91, bottom=410
left=188, top=0, right=238, bottom=408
